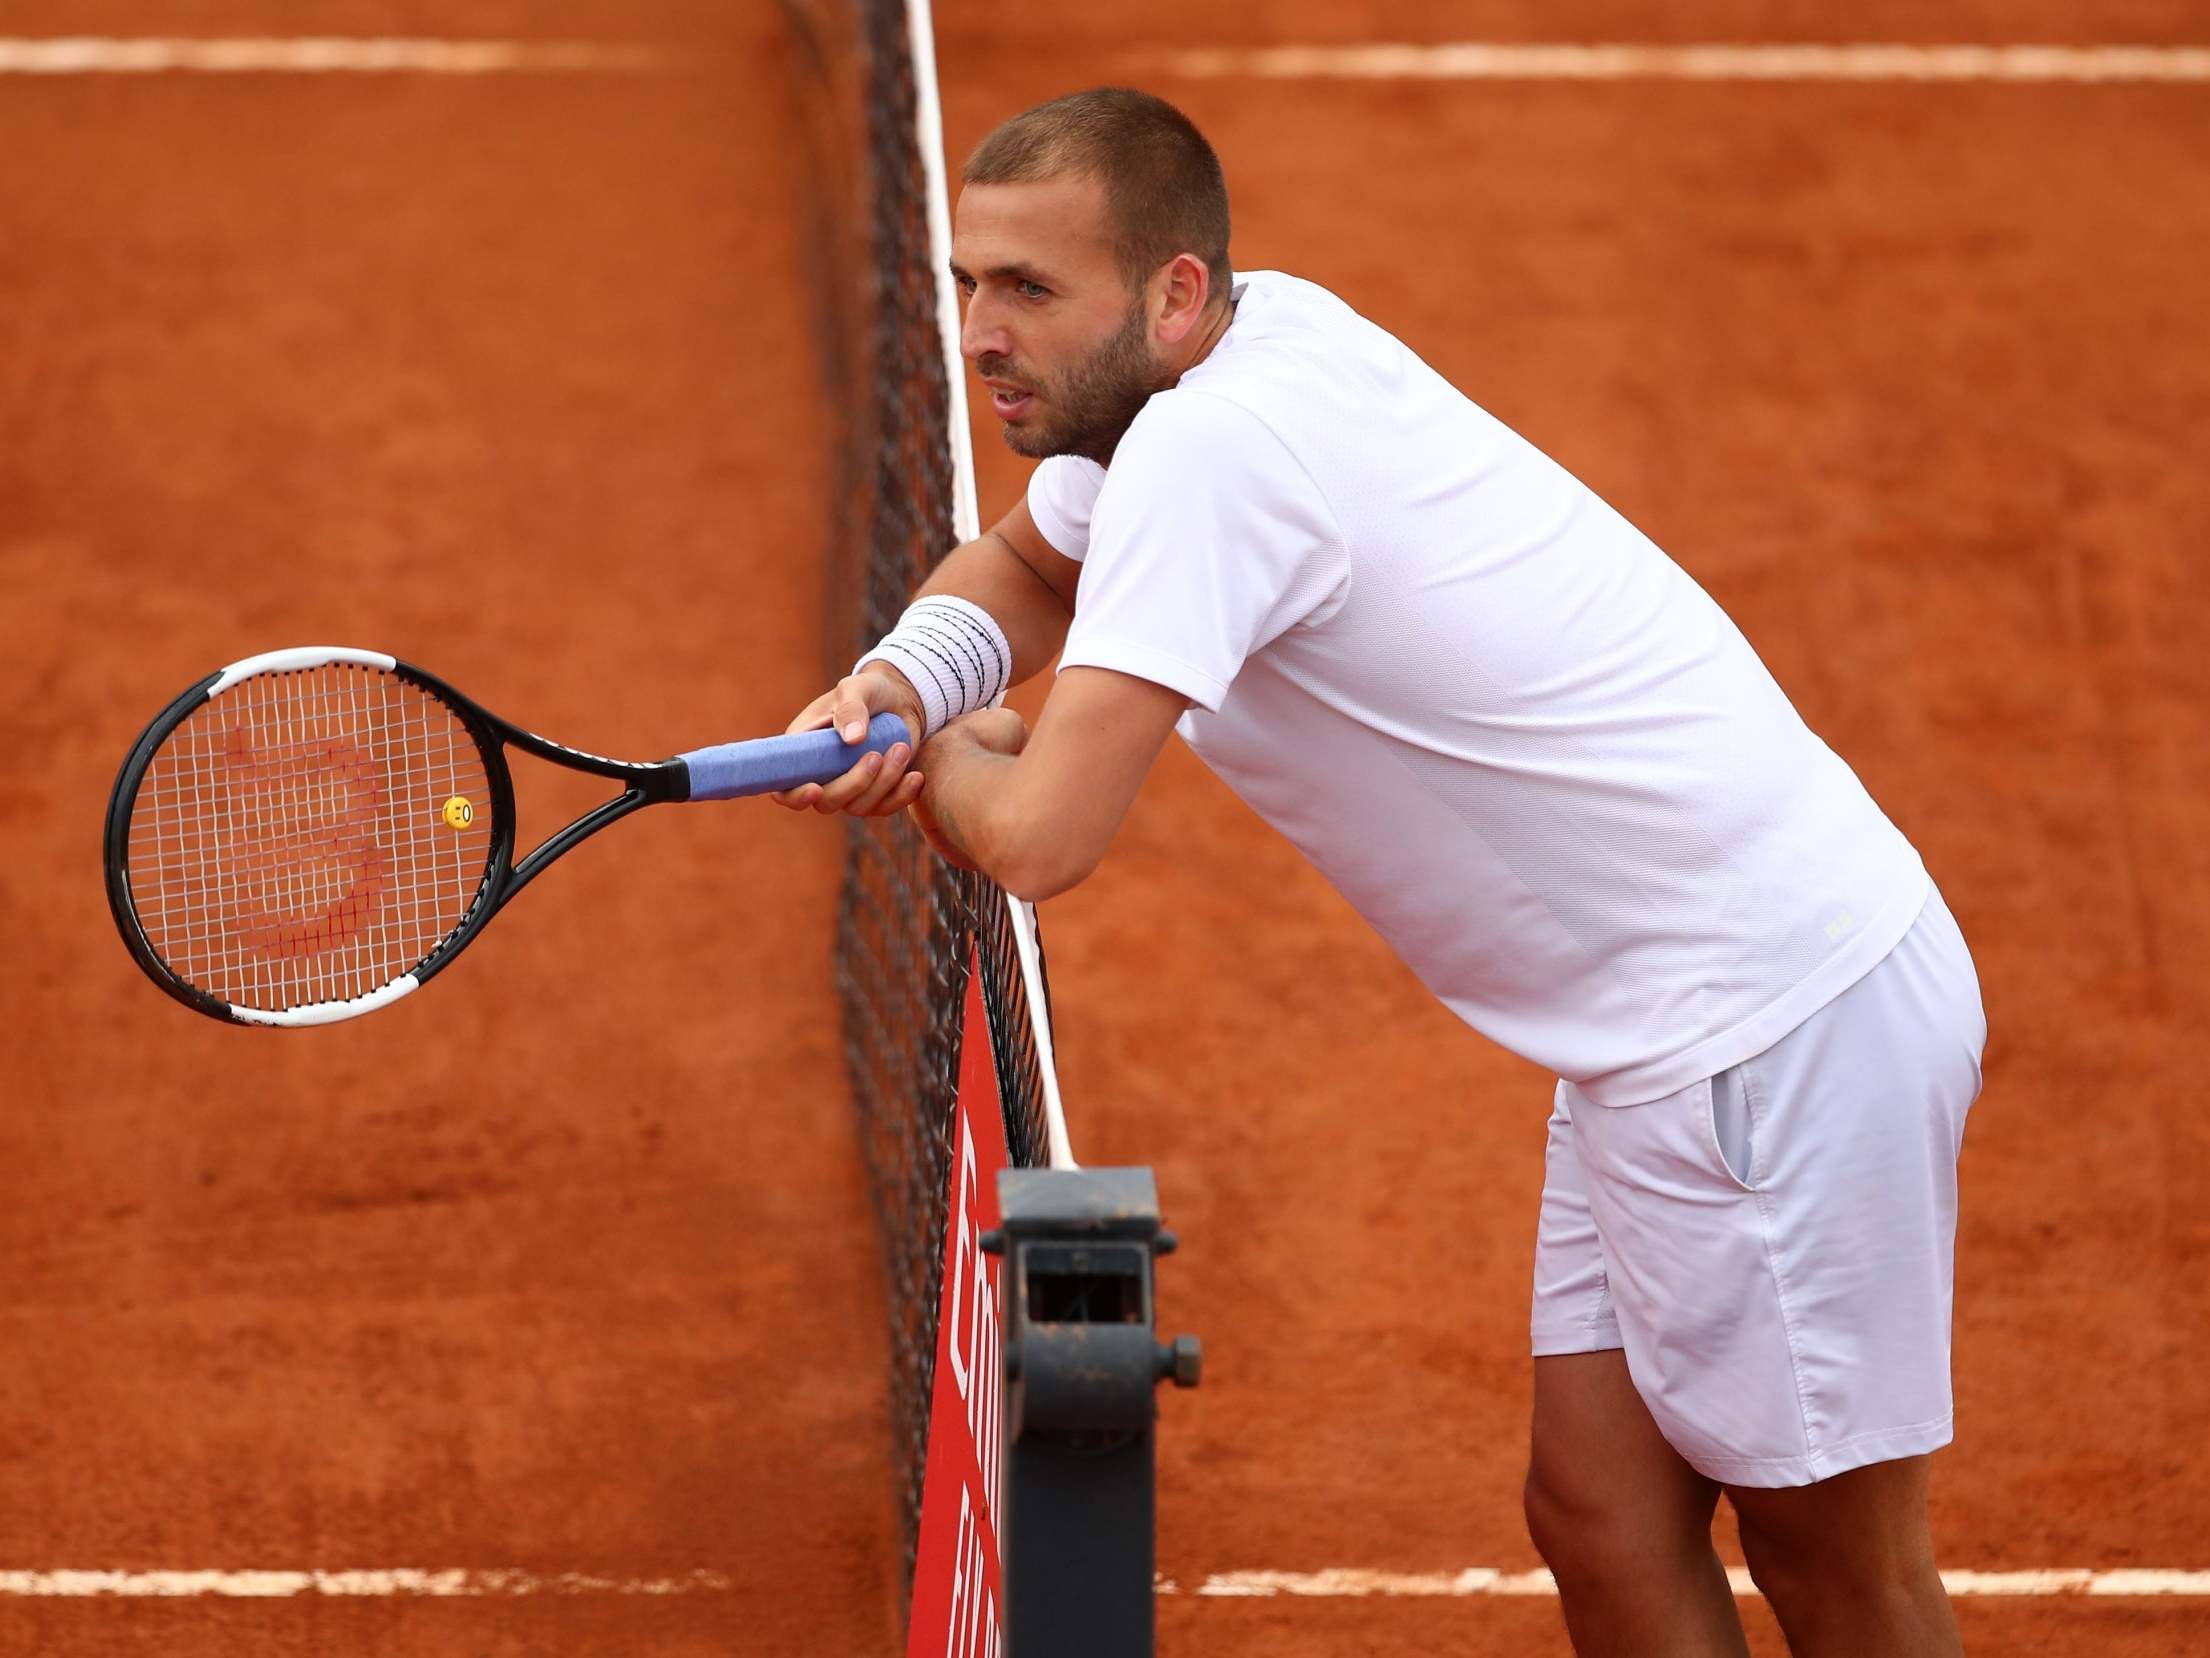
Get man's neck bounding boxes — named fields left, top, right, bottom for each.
left=1171, top=291, right=1239, bottom=380
left=1088, top=290, right=1240, bottom=467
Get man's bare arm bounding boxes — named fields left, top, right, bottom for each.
left=911, top=666, right=1188, bottom=901
left=773, top=496, right=1080, bottom=817
left=913, top=496, right=1080, bottom=682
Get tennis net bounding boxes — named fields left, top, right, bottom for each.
left=786, top=0, right=1068, bottom=1599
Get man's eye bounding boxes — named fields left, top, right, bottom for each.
left=955, top=274, right=976, bottom=297
left=1018, top=280, right=1049, bottom=301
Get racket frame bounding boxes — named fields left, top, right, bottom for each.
left=105, top=652, right=688, bottom=1026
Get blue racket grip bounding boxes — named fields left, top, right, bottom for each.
left=678, top=712, right=912, bottom=802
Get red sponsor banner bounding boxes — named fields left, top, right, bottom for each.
left=906, top=950, right=1009, bottom=1658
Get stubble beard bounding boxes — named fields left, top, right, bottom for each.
left=994, top=299, right=1161, bottom=464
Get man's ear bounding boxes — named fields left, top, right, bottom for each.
left=1152, top=252, right=1213, bottom=345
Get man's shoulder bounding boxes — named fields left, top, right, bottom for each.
left=1104, top=271, right=1382, bottom=492
left=1115, top=383, right=1301, bottom=485
left=1211, top=269, right=1373, bottom=363
left=1174, top=272, right=1388, bottom=423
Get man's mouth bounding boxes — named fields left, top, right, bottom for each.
left=983, top=378, right=1035, bottom=421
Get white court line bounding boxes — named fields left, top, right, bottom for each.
left=0, top=1569, right=732, bottom=1598
left=0, top=37, right=671, bottom=74
left=1145, top=43, right=2210, bottom=83
left=2, top=1563, right=2203, bottom=1599
left=1163, top=1566, right=2210, bottom=1598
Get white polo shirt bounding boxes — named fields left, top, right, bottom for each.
left=1026, top=270, right=1928, bottom=1106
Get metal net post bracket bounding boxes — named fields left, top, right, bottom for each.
left=983, top=1166, right=1201, bottom=1658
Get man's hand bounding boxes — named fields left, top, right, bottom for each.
left=771, top=664, right=926, bottom=817
left=778, top=660, right=1180, bottom=903
left=924, top=706, right=1030, bottom=764
left=776, top=500, right=1076, bottom=822
left=909, top=708, right=1028, bottom=870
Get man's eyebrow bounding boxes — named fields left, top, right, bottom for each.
left=947, top=258, right=1058, bottom=287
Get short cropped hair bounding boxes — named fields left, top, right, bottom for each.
left=963, top=88, right=1232, bottom=301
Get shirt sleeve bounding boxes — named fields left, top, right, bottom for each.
left=1024, top=456, right=1107, bottom=561
left=1058, top=391, right=1348, bottom=711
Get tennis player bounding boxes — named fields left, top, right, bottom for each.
left=779, top=88, right=1985, bottom=1658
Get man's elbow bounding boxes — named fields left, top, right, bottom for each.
left=990, top=823, right=1104, bottom=904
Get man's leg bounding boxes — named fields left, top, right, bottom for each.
left=1728, top=1455, right=1960, bottom=1658
left=1526, top=1350, right=1749, bottom=1658
left=1532, top=889, right=1983, bottom=1656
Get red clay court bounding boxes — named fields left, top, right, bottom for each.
left=4, top=4, right=2207, bottom=1654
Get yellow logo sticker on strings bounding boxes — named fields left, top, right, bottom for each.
left=441, top=795, right=475, bottom=830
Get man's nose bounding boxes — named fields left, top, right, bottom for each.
left=961, top=293, right=1009, bottom=362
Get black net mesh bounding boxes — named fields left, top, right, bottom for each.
left=786, top=0, right=1059, bottom=1596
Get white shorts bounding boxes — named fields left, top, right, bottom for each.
left=1531, top=886, right=1986, bottom=1487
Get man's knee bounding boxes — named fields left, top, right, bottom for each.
left=1524, top=1460, right=1713, bottom=1588
left=1522, top=1464, right=1584, bottom=1570
left=1524, top=1463, right=1614, bottom=1585
left=1737, top=1511, right=1939, bottom=1611
left=1731, top=1457, right=1941, bottom=1601
left=1731, top=1459, right=1961, bottom=1654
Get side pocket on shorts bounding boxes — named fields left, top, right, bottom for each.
left=1706, top=1063, right=1758, bottom=1192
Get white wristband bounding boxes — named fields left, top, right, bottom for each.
left=855, top=595, right=1014, bottom=744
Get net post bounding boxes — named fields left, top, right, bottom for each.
left=984, top=1167, right=1201, bottom=1657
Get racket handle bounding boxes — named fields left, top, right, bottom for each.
left=679, top=712, right=912, bottom=802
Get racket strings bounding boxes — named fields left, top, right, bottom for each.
left=125, top=664, right=496, bottom=1011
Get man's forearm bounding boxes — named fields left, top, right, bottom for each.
left=915, top=532, right=1071, bottom=684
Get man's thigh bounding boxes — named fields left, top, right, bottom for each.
left=1530, top=1350, right=1719, bottom=1531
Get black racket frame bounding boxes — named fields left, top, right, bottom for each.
left=104, top=657, right=693, bottom=1024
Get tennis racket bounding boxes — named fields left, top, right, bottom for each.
left=104, top=645, right=908, bottom=1027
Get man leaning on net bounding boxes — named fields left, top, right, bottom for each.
left=776, top=87, right=1986, bottom=1658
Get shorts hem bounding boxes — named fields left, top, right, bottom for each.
left=1681, top=1414, right=1955, bottom=1488
left=1530, top=1322, right=1624, bottom=1358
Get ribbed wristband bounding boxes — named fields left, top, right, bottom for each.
left=854, top=595, right=1014, bottom=744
